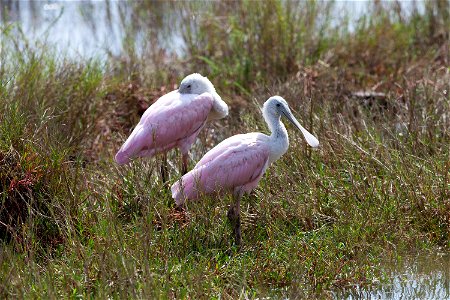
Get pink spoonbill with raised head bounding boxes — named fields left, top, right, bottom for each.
left=115, top=73, right=228, bottom=182
left=171, top=96, right=319, bottom=246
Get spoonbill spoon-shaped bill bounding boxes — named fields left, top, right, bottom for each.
left=171, top=96, right=319, bottom=246
left=115, top=73, right=228, bottom=179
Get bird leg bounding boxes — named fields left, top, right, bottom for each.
left=181, top=153, right=189, bottom=175
left=160, top=153, right=169, bottom=184
left=227, top=190, right=243, bottom=248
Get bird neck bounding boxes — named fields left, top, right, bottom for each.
left=269, top=116, right=288, bottom=141
left=208, top=92, right=229, bottom=120
left=264, top=113, right=289, bottom=163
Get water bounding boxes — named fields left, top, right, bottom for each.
left=1, top=0, right=425, bottom=60
left=2, top=1, right=123, bottom=59
left=335, top=252, right=450, bottom=300
left=0, top=1, right=185, bottom=59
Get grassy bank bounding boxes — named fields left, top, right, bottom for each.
left=0, top=1, right=449, bottom=298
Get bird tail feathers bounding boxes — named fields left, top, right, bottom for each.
left=114, top=125, right=147, bottom=165
left=171, top=172, right=198, bottom=206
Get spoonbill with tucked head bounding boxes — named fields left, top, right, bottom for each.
left=115, top=73, right=228, bottom=182
left=171, top=96, right=319, bottom=246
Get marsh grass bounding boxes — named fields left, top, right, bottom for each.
left=0, top=1, right=449, bottom=298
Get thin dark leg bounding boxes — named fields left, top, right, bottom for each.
left=227, top=190, right=243, bottom=248
left=181, top=153, right=189, bottom=175
left=160, top=153, right=168, bottom=184
left=174, top=203, right=185, bottom=212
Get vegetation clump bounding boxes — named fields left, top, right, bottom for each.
left=0, top=1, right=448, bottom=298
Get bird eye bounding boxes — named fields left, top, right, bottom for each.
left=187, top=84, right=191, bottom=89
left=276, top=103, right=281, bottom=107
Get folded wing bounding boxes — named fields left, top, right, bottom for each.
left=172, top=133, right=270, bottom=205
left=115, top=92, right=213, bottom=165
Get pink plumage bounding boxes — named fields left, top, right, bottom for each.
left=171, top=95, right=320, bottom=206
left=171, top=133, right=270, bottom=205
left=170, top=96, right=319, bottom=246
left=115, top=73, right=228, bottom=174
left=115, top=91, right=213, bottom=165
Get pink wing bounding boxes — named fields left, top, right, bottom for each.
left=115, top=91, right=213, bottom=165
left=171, top=133, right=270, bottom=205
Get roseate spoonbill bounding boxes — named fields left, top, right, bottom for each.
left=115, top=73, right=228, bottom=182
left=171, top=96, right=319, bottom=246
